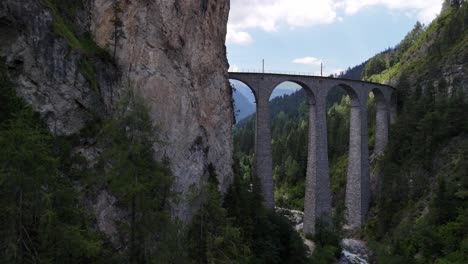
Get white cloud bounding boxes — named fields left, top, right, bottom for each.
left=228, top=0, right=443, bottom=44
left=292, top=57, right=322, bottom=66
left=226, top=27, right=253, bottom=45
left=229, top=0, right=339, bottom=33
left=339, top=0, right=442, bottom=24
left=416, top=2, right=442, bottom=24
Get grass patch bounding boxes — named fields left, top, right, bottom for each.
left=364, top=6, right=467, bottom=84
left=44, top=0, right=111, bottom=59
left=42, top=0, right=113, bottom=91
left=79, top=58, right=98, bottom=91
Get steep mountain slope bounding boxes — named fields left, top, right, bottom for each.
left=365, top=4, right=467, bottom=93
left=232, top=81, right=256, bottom=104
left=361, top=3, right=468, bottom=263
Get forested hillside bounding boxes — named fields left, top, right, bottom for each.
left=234, top=2, right=468, bottom=263
left=363, top=2, right=468, bottom=263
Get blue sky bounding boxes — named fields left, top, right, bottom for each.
left=227, top=0, right=443, bottom=76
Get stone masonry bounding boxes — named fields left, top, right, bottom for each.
left=229, top=72, right=396, bottom=235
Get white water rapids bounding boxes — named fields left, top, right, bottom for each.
left=276, top=208, right=371, bottom=264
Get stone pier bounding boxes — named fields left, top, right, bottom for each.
left=255, top=94, right=275, bottom=208
left=374, top=96, right=389, bottom=156
left=345, top=92, right=370, bottom=229
left=304, top=93, right=332, bottom=235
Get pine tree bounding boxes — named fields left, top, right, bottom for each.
left=99, top=90, right=173, bottom=263
left=0, top=112, right=54, bottom=263
left=188, top=165, right=251, bottom=263
left=443, top=0, right=463, bottom=11
left=110, top=0, right=126, bottom=59
left=430, top=177, right=456, bottom=224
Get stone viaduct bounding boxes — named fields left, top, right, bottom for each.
left=228, top=72, right=397, bottom=235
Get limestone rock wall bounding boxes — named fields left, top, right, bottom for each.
left=91, top=0, right=233, bottom=220
left=0, top=0, right=118, bottom=135
left=1, top=0, right=233, bottom=222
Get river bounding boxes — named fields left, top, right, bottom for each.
left=276, top=208, right=371, bottom=264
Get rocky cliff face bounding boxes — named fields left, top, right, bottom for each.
left=1, top=0, right=233, bottom=222
left=91, top=0, right=233, bottom=220
left=0, top=0, right=118, bottom=135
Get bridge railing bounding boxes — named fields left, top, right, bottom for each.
left=228, top=69, right=394, bottom=88
left=230, top=69, right=328, bottom=77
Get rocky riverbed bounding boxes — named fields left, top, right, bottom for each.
left=276, top=208, right=371, bottom=264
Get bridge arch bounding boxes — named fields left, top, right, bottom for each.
left=229, top=79, right=258, bottom=103
left=230, top=79, right=257, bottom=122
left=331, top=83, right=361, bottom=106
left=268, top=81, right=314, bottom=209
left=268, top=80, right=315, bottom=104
